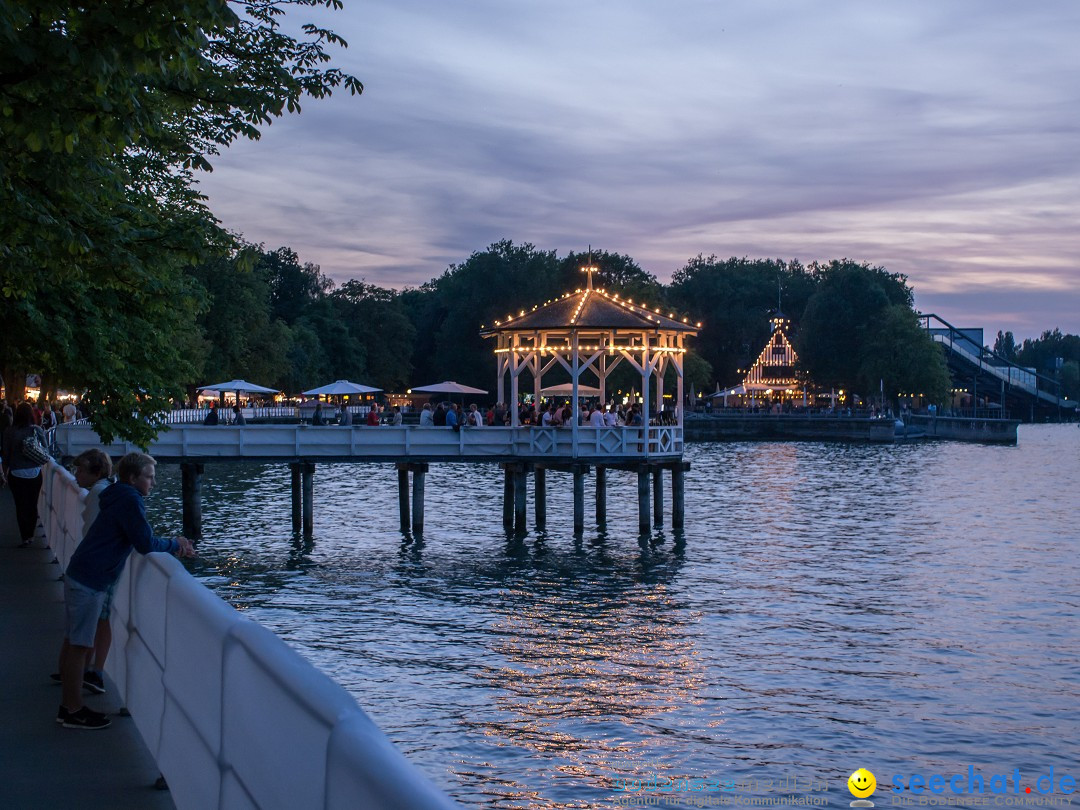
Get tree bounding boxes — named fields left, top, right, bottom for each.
left=796, top=261, right=913, bottom=395
left=993, top=330, right=1017, bottom=360
left=857, top=305, right=951, bottom=407
left=0, top=1, right=361, bottom=442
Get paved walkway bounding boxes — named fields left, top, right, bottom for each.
left=0, top=487, right=174, bottom=809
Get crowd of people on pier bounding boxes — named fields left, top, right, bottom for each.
left=193, top=397, right=669, bottom=428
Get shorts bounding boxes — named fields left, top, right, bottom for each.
left=64, top=578, right=108, bottom=648
left=100, top=582, right=116, bottom=621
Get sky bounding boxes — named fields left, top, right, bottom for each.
left=197, top=0, right=1080, bottom=341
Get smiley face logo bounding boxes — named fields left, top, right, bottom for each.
left=848, top=768, right=877, bottom=798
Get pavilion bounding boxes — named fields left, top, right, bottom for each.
left=480, top=261, right=699, bottom=432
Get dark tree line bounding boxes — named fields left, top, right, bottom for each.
left=180, top=241, right=956, bottom=411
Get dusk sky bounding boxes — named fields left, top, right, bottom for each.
left=198, top=0, right=1079, bottom=341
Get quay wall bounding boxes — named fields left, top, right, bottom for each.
left=905, top=414, right=1019, bottom=444
left=684, top=414, right=896, bottom=443
left=39, top=462, right=457, bottom=810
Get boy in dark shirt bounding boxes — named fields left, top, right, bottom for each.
left=58, top=452, right=195, bottom=729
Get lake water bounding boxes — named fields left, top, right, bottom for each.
left=151, top=424, right=1080, bottom=808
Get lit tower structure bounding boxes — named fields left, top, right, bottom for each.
left=739, top=308, right=802, bottom=402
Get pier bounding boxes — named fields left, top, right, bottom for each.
left=52, top=423, right=690, bottom=539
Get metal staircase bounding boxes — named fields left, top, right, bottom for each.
left=920, top=314, right=1074, bottom=420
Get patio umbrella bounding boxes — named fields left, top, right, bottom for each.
left=199, top=379, right=279, bottom=404
left=539, top=383, right=601, bottom=397
left=301, top=380, right=382, bottom=397
left=411, top=381, right=488, bottom=395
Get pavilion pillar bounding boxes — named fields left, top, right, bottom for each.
left=301, top=461, right=315, bottom=537
left=502, top=466, right=514, bottom=528
left=637, top=465, right=651, bottom=532
left=534, top=467, right=547, bottom=529
left=411, top=463, right=428, bottom=534
left=595, top=466, right=607, bottom=525
left=180, top=462, right=203, bottom=540
left=289, top=462, right=302, bottom=533
left=572, top=465, right=587, bottom=534
left=396, top=464, right=410, bottom=532
left=671, top=462, right=687, bottom=529
left=652, top=465, right=664, bottom=527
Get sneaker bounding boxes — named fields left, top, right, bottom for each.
left=19, top=539, right=32, bottom=548
left=60, top=706, right=110, bottom=730
left=50, top=672, right=62, bottom=684
left=82, top=671, right=106, bottom=695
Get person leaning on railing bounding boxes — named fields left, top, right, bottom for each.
left=57, top=452, right=196, bottom=730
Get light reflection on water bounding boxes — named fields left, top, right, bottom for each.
left=148, top=425, right=1080, bottom=808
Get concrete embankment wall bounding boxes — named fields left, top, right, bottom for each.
left=905, top=414, right=1019, bottom=444
left=684, top=415, right=896, bottom=443
left=40, top=463, right=458, bottom=810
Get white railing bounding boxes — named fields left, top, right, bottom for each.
left=53, top=424, right=684, bottom=461
left=38, top=463, right=457, bottom=810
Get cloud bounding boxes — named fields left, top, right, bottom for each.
left=197, top=0, right=1080, bottom=337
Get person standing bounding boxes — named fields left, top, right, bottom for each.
left=58, top=452, right=195, bottom=729
left=52, top=449, right=114, bottom=694
left=419, top=403, right=434, bottom=427
left=2, top=402, right=47, bottom=547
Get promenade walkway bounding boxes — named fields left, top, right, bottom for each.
left=0, top=488, right=174, bottom=809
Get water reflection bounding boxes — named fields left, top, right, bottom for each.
left=146, top=426, right=1080, bottom=808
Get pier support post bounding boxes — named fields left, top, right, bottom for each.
left=396, top=465, right=410, bottom=532
left=637, top=466, right=651, bottom=532
left=301, top=462, right=315, bottom=537
left=671, top=462, right=687, bottom=529
left=534, top=467, right=547, bottom=530
left=572, top=465, right=588, bottom=534
left=502, top=466, right=514, bottom=529
left=652, top=465, right=664, bottom=528
left=290, top=462, right=302, bottom=534
left=513, top=466, right=528, bottom=533
left=595, top=466, right=607, bottom=526
left=411, top=463, right=428, bottom=534
left=180, top=462, right=203, bottom=539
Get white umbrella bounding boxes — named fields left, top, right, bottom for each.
left=200, top=379, right=279, bottom=396
left=540, top=383, right=601, bottom=396
left=411, top=380, right=488, bottom=395
left=302, top=380, right=382, bottom=396
left=199, top=379, right=279, bottom=406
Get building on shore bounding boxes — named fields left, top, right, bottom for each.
left=715, top=311, right=807, bottom=407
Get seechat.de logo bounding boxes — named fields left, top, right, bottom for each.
left=848, top=768, right=877, bottom=807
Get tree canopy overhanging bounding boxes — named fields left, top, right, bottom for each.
left=0, top=0, right=362, bottom=443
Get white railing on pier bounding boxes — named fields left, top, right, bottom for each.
left=53, top=423, right=684, bottom=461
left=38, top=463, right=457, bottom=810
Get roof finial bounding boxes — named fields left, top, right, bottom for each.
left=581, top=245, right=598, bottom=291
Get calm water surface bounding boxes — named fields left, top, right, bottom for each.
left=150, top=425, right=1080, bottom=808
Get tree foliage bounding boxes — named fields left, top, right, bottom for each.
left=0, top=0, right=361, bottom=442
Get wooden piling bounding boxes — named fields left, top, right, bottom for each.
left=652, top=465, right=664, bottom=528
left=301, top=461, right=315, bottom=536
left=595, top=466, right=607, bottom=525
left=637, top=466, right=651, bottom=532
left=412, top=464, right=427, bottom=534
left=180, top=462, right=203, bottom=539
left=573, top=466, right=587, bottom=533
left=534, top=467, right=547, bottom=529
left=396, top=465, right=410, bottom=531
left=671, top=462, right=686, bottom=529
left=290, top=462, right=302, bottom=534
left=513, top=467, right=527, bottom=532
left=502, top=466, right=514, bottom=529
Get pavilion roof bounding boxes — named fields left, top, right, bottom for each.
left=480, top=288, right=699, bottom=335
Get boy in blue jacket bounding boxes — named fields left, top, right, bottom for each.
left=58, top=452, right=196, bottom=729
